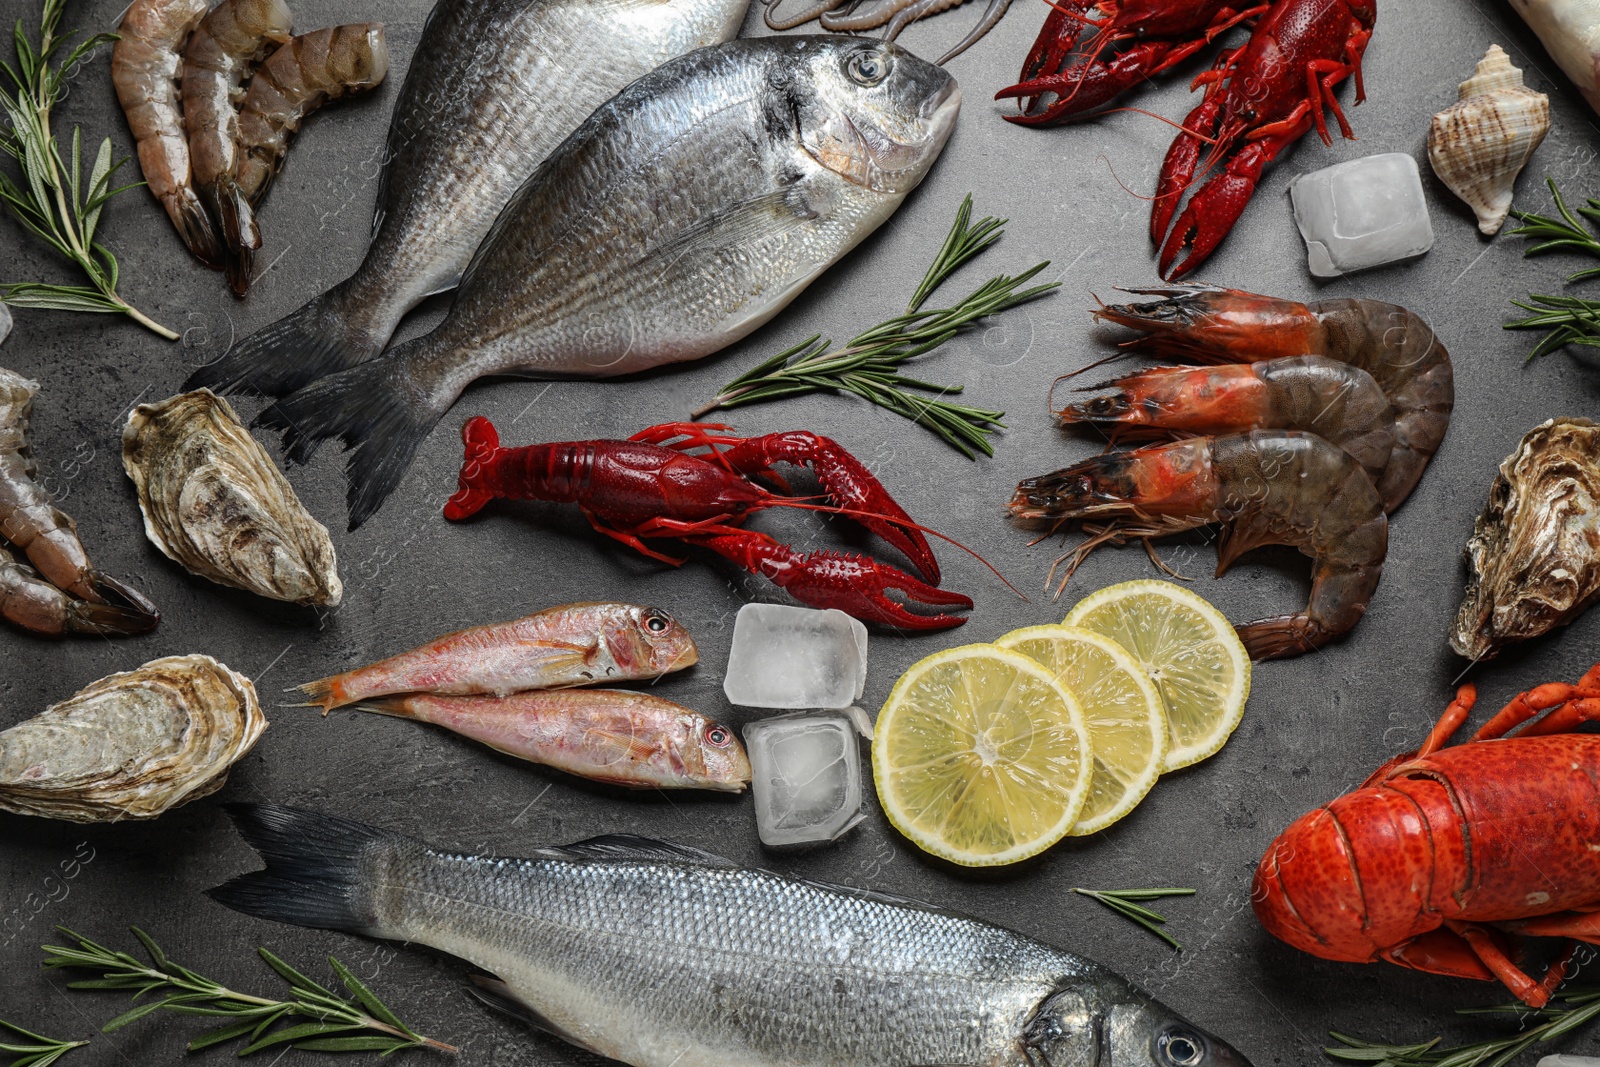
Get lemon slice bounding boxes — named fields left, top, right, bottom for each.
left=873, top=644, right=1091, bottom=867
left=995, top=625, right=1167, bottom=835
left=1063, top=580, right=1250, bottom=772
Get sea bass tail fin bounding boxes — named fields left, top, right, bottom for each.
left=208, top=803, right=406, bottom=936
left=185, top=277, right=393, bottom=397
left=260, top=353, right=444, bottom=531
left=443, top=416, right=502, bottom=521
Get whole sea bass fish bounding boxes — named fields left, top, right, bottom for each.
left=188, top=0, right=746, bottom=396
left=298, top=602, right=697, bottom=712
left=261, top=36, right=961, bottom=529
left=213, top=805, right=1252, bottom=1067
left=352, top=689, right=751, bottom=791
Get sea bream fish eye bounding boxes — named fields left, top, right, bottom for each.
left=845, top=46, right=892, bottom=86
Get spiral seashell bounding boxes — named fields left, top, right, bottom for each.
left=0, top=654, right=267, bottom=822
left=1428, top=44, right=1550, bottom=236
left=122, top=389, right=342, bottom=607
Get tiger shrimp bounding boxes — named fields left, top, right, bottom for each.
left=0, top=545, right=154, bottom=637
left=0, top=369, right=158, bottom=634
left=1094, top=285, right=1453, bottom=512
left=183, top=0, right=294, bottom=270
left=1056, top=356, right=1398, bottom=506
left=225, top=24, right=389, bottom=295
left=1010, top=430, right=1388, bottom=660
left=112, top=0, right=222, bottom=267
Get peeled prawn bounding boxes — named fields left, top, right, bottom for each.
left=225, top=24, right=390, bottom=295
left=0, top=369, right=158, bottom=635
left=1057, top=356, right=1397, bottom=505
left=1010, top=430, right=1388, bottom=660
left=183, top=0, right=294, bottom=271
left=1095, top=285, right=1453, bottom=513
left=112, top=0, right=222, bottom=267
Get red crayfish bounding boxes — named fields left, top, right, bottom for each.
left=995, top=0, right=1269, bottom=126
left=997, top=0, right=1376, bottom=280
left=443, top=418, right=973, bottom=631
left=1254, top=666, right=1600, bottom=1007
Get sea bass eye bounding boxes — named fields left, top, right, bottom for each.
left=643, top=610, right=672, bottom=635
left=1158, top=1029, right=1204, bottom=1067
left=846, top=49, right=891, bottom=86
left=704, top=725, right=732, bottom=748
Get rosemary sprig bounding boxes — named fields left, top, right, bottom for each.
left=0, top=0, right=177, bottom=339
left=42, top=926, right=456, bottom=1056
left=1325, top=983, right=1600, bottom=1067
left=1504, top=294, right=1600, bottom=361
left=693, top=195, right=1058, bottom=458
left=1071, top=887, right=1194, bottom=950
left=1507, top=177, right=1600, bottom=283
left=0, top=1019, right=86, bottom=1067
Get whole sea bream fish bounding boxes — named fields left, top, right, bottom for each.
left=213, top=805, right=1251, bottom=1067
left=298, top=602, right=697, bottom=712
left=350, top=689, right=751, bottom=791
left=261, top=36, right=962, bottom=529
left=188, top=0, right=746, bottom=395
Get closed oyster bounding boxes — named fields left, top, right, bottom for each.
left=1452, top=417, right=1600, bottom=659
left=123, top=389, right=342, bottom=607
left=1428, top=44, right=1550, bottom=236
left=0, top=654, right=267, bottom=822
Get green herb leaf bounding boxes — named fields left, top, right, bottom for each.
left=1326, top=983, right=1600, bottom=1067
left=41, top=927, right=457, bottom=1057
left=1072, top=887, right=1193, bottom=950
left=695, top=194, right=1054, bottom=457
left=0, top=1017, right=87, bottom=1067
left=0, top=0, right=176, bottom=339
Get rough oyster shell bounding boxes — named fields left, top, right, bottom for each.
left=123, top=390, right=342, bottom=607
left=0, top=654, right=267, bottom=822
left=1452, top=417, right=1600, bottom=659
left=1428, top=44, right=1550, bottom=236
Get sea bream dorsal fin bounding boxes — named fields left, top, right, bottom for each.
left=532, top=835, right=737, bottom=867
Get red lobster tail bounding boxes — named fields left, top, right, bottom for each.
left=444, top=416, right=503, bottom=521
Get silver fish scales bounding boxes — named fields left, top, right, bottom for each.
left=213, top=805, right=1251, bottom=1067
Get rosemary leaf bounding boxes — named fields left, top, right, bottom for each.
left=0, top=0, right=177, bottom=339
left=1325, top=984, right=1600, bottom=1067
left=1071, top=887, right=1194, bottom=950
left=42, top=927, right=457, bottom=1056
left=0, top=1018, right=87, bottom=1067
left=694, top=194, right=1056, bottom=456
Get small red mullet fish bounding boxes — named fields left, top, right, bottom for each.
left=297, top=602, right=697, bottom=713
left=353, top=689, right=749, bottom=792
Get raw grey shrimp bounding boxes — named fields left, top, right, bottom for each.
left=225, top=24, right=390, bottom=295
left=1056, top=356, right=1397, bottom=506
left=0, top=545, right=154, bottom=637
left=1010, top=430, right=1389, bottom=660
left=182, top=0, right=294, bottom=270
left=1094, top=285, right=1454, bottom=513
left=0, top=369, right=158, bottom=634
left=112, top=0, right=222, bottom=267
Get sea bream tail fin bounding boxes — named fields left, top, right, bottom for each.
left=208, top=803, right=409, bottom=936
left=443, top=416, right=502, bottom=521
left=185, top=276, right=396, bottom=398
left=259, top=350, right=444, bottom=531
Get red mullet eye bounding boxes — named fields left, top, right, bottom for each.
left=705, top=726, right=730, bottom=748
left=644, top=612, right=670, bottom=634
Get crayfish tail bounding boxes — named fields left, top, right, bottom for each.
left=444, top=416, right=502, bottom=521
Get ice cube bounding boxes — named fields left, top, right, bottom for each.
left=722, top=603, right=869, bottom=709
left=1289, top=153, right=1434, bottom=277
left=0, top=303, right=11, bottom=347
left=1539, top=1058, right=1600, bottom=1067
left=743, top=711, right=866, bottom=847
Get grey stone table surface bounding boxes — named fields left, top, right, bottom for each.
left=3, top=0, right=1599, bottom=1062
